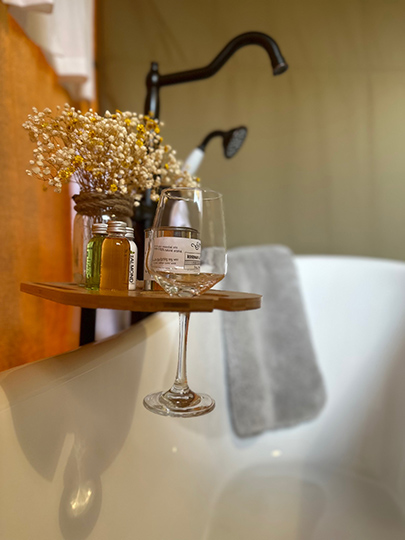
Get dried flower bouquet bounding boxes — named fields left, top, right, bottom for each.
left=23, top=104, right=198, bottom=205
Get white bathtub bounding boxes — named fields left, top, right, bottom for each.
left=1, top=256, right=405, bottom=539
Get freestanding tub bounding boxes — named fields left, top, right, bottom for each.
left=2, top=256, right=405, bottom=539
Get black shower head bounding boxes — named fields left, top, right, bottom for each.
left=222, top=126, right=248, bottom=158
left=199, top=126, right=248, bottom=159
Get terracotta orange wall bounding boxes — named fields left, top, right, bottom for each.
left=0, top=5, right=80, bottom=371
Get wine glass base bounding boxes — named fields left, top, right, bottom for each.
left=143, top=391, right=215, bottom=418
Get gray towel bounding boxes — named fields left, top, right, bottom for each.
left=221, top=245, right=326, bottom=438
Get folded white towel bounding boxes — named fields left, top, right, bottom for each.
left=221, top=245, right=326, bottom=437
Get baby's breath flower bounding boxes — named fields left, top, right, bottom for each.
left=23, top=105, right=198, bottom=197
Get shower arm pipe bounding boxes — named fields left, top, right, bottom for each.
left=144, top=31, right=288, bottom=118
left=198, top=130, right=226, bottom=151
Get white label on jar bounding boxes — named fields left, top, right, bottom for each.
left=144, top=235, right=151, bottom=282
left=152, top=237, right=201, bottom=274
left=128, top=239, right=137, bottom=290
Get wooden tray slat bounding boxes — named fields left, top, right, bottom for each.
left=20, top=282, right=261, bottom=313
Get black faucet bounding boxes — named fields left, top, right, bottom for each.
left=136, top=30, right=288, bottom=267
left=144, top=31, right=288, bottom=118
left=128, top=31, right=289, bottom=327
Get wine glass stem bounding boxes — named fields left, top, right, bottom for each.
left=170, top=312, right=191, bottom=395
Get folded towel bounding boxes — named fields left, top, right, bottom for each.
left=221, top=245, right=326, bottom=438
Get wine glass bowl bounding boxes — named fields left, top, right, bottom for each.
left=143, top=187, right=227, bottom=417
left=146, top=188, right=226, bottom=298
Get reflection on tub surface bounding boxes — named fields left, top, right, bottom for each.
left=206, top=464, right=405, bottom=539
left=0, top=322, right=148, bottom=540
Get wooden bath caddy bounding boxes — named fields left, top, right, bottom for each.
left=20, top=282, right=262, bottom=313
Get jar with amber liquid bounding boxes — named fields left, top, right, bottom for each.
left=100, top=221, right=130, bottom=291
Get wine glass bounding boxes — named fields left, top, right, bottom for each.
left=143, top=187, right=227, bottom=417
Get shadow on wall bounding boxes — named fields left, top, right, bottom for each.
left=0, top=326, right=148, bottom=540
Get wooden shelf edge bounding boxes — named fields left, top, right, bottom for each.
left=20, top=282, right=262, bottom=313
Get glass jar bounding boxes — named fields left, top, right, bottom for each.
left=100, top=221, right=131, bottom=291
left=85, top=223, right=108, bottom=290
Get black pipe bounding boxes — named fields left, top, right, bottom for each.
left=144, top=31, right=288, bottom=118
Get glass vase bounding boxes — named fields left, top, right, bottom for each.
left=72, top=192, right=133, bottom=285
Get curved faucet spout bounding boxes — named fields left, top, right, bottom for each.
left=144, top=31, right=288, bottom=117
